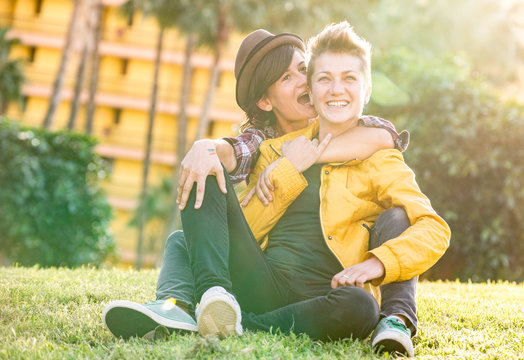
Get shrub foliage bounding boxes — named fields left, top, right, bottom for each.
left=0, top=119, right=114, bottom=266
left=369, top=49, right=524, bottom=281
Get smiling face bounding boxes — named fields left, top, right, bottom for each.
left=256, top=51, right=317, bottom=134
left=309, top=52, right=371, bottom=134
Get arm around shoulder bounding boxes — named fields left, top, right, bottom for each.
left=317, top=126, right=394, bottom=163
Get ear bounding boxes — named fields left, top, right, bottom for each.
left=256, top=95, right=273, bottom=112
left=363, top=84, right=372, bottom=105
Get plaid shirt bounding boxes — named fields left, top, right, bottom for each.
left=223, top=115, right=410, bottom=184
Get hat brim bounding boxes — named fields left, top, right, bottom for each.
left=236, top=33, right=305, bottom=112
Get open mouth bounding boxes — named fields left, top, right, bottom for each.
left=297, top=92, right=310, bottom=105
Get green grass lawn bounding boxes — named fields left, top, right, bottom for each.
left=1, top=267, right=522, bottom=359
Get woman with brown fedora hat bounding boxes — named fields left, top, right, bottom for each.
left=176, top=28, right=408, bottom=210
left=103, top=28, right=408, bottom=341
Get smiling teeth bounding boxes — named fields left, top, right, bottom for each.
left=327, top=101, right=348, bottom=107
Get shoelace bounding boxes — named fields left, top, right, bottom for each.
left=145, top=300, right=163, bottom=306
left=384, top=318, right=408, bottom=332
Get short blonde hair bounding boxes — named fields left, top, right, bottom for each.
left=307, top=21, right=372, bottom=88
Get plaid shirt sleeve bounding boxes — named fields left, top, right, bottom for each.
left=222, top=128, right=267, bottom=184
left=359, top=115, right=410, bottom=152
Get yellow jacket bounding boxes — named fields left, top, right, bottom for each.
left=239, top=120, right=450, bottom=299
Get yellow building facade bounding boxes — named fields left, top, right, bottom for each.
left=1, top=0, right=246, bottom=266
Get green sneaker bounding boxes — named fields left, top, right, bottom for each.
left=371, top=316, right=414, bottom=357
left=103, top=299, right=197, bottom=339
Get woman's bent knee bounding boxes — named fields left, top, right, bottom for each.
left=328, top=287, right=380, bottom=339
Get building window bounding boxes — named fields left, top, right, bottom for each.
left=35, top=0, right=43, bottom=15
left=113, top=108, right=122, bottom=124
left=28, top=47, right=36, bottom=63
left=206, top=121, right=215, bottom=138
left=20, top=96, right=29, bottom=112
left=121, top=59, right=128, bottom=75
left=126, top=10, right=134, bottom=27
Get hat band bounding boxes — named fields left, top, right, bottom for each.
left=238, top=35, right=275, bottom=81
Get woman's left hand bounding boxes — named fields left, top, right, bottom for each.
left=331, top=256, right=385, bottom=289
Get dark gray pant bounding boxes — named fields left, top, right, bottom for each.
left=156, top=175, right=416, bottom=338
left=368, top=208, right=418, bottom=334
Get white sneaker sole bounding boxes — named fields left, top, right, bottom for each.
left=372, top=329, right=414, bottom=357
left=102, top=300, right=198, bottom=338
left=196, top=294, right=242, bottom=338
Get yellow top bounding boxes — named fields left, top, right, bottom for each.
left=239, top=119, right=451, bottom=300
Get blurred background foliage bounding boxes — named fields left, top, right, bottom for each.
left=0, top=119, right=114, bottom=267
left=369, top=49, right=524, bottom=281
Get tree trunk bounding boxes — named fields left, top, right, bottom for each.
left=42, top=0, right=82, bottom=130
left=85, top=0, right=103, bottom=135
left=67, top=39, right=89, bottom=131
left=193, top=6, right=229, bottom=142
left=136, top=27, right=164, bottom=270
left=163, top=33, right=195, bottom=243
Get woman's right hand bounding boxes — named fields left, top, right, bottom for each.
left=282, top=134, right=332, bottom=173
left=241, top=158, right=282, bottom=207
left=177, top=139, right=227, bottom=210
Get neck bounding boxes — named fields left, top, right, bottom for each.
left=319, top=117, right=359, bottom=141
left=276, top=119, right=309, bottom=136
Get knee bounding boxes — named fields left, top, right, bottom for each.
left=328, top=287, right=380, bottom=339
left=165, top=230, right=187, bottom=251
left=377, top=208, right=410, bottom=229
left=182, top=175, right=226, bottom=212
left=372, top=208, right=410, bottom=246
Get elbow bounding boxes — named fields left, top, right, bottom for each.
left=379, top=129, right=395, bottom=150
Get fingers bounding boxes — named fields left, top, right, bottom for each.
left=176, top=167, right=189, bottom=205
left=193, top=175, right=207, bottom=209
left=256, top=180, right=270, bottom=206
left=178, top=174, right=196, bottom=210
left=331, top=268, right=370, bottom=289
left=316, top=133, right=332, bottom=154
left=264, top=172, right=274, bottom=192
left=255, top=169, right=274, bottom=205
left=214, top=166, right=227, bottom=195
left=241, top=186, right=256, bottom=207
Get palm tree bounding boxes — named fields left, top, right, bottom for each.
left=85, top=0, right=104, bottom=135
left=193, top=0, right=230, bottom=142
left=42, top=0, right=83, bottom=130
left=121, top=0, right=186, bottom=269
left=67, top=39, right=89, bottom=131
left=136, top=27, right=165, bottom=270
left=0, top=27, right=25, bottom=115
left=162, top=31, right=195, bottom=243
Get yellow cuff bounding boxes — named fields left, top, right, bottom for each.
left=367, top=245, right=400, bottom=286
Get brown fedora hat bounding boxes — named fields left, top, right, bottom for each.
left=235, top=29, right=305, bottom=112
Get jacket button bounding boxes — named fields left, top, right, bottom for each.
left=328, top=235, right=332, bottom=240
left=324, top=170, right=329, bottom=175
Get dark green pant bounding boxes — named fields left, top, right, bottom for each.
left=157, top=171, right=383, bottom=340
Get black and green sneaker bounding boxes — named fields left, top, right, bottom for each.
left=103, top=299, right=197, bottom=339
left=371, top=316, right=414, bottom=357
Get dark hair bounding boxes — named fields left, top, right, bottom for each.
left=239, top=44, right=298, bottom=132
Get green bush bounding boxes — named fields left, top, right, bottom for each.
left=369, top=49, right=524, bottom=281
left=0, top=119, right=114, bottom=266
